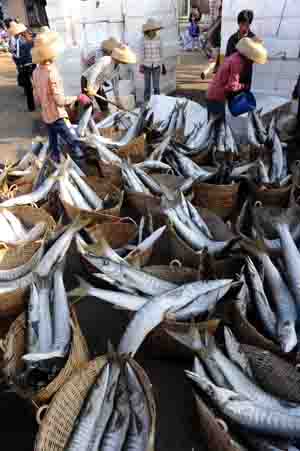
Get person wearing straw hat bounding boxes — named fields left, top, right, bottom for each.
left=140, top=18, right=166, bottom=102
left=81, top=36, right=121, bottom=111
left=83, top=44, right=136, bottom=112
left=32, top=32, right=84, bottom=163
left=206, top=37, right=267, bottom=119
left=8, top=22, right=36, bottom=111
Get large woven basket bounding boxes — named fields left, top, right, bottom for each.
left=99, top=126, right=124, bottom=141
left=116, top=134, right=146, bottom=163
left=193, top=182, right=240, bottom=219
left=0, top=206, right=56, bottom=270
left=62, top=177, right=124, bottom=223
left=167, top=225, right=203, bottom=269
left=2, top=308, right=89, bottom=406
left=34, top=356, right=156, bottom=451
left=97, top=162, right=122, bottom=188
left=254, top=184, right=291, bottom=208
left=86, top=220, right=138, bottom=249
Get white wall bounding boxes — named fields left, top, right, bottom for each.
left=47, top=0, right=178, bottom=99
left=221, top=0, right=300, bottom=97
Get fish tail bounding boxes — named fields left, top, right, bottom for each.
left=166, top=324, right=204, bottom=353
left=68, top=276, right=91, bottom=300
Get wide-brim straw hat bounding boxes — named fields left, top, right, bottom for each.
left=38, top=26, right=51, bottom=33
left=31, top=31, right=63, bottom=64
left=8, top=22, right=27, bottom=37
left=101, top=37, right=121, bottom=53
left=236, top=37, right=268, bottom=64
left=143, top=18, right=163, bottom=33
left=112, top=45, right=137, bottom=64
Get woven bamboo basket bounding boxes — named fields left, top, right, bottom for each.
left=254, top=184, right=291, bottom=208
left=193, top=182, right=240, bottom=219
left=62, top=177, right=124, bottom=223
left=86, top=220, right=138, bottom=249
left=0, top=206, right=55, bottom=318
left=97, top=162, right=122, bottom=188
left=167, top=225, right=203, bottom=269
left=116, top=134, right=146, bottom=163
left=126, top=192, right=161, bottom=217
left=2, top=308, right=89, bottom=406
left=222, top=300, right=281, bottom=356
left=0, top=206, right=55, bottom=271
left=99, top=126, right=124, bottom=141
left=191, top=149, right=211, bottom=166
left=34, top=356, right=156, bottom=451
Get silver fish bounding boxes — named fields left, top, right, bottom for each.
left=118, top=279, right=232, bottom=356
left=1, top=209, right=27, bottom=241
left=224, top=327, right=254, bottom=379
left=77, top=105, right=93, bottom=138
left=125, top=362, right=151, bottom=451
left=26, top=280, right=40, bottom=355
left=69, top=276, right=147, bottom=311
left=65, top=363, right=111, bottom=451
left=37, top=217, right=88, bottom=277
left=0, top=169, right=59, bottom=206
left=69, top=169, right=103, bottom=210
left=245, top=257, right=277, bottom=339
left=0, top=242, right=43, bottom=281
left=64, top=175, right=92, bottom=211
left=81, top=257, right=177, bottom=296
left=53, top=262, right=71, bottom=354
left=36, top=275, right=52, bottom=354
left=89, top=360, right=121, bottom=450
left=186, top=372, right=300, bottom=439
left=99, top=376, right=130, bottom=451
left=275, top=221, right=300, bottom=310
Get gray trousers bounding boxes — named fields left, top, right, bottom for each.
left=144, top=65, right=161, bottom=102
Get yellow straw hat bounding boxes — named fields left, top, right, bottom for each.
left=112, top=45, right=137, bottom=64
left=236, top=37, right=268, bottom=64
left=101, top=37, right=121, bottom=53
left=38, top=26, right=51, bottom=33
left=31, top=31, right=62, bottom=64
left=142, top=18, right=163, bottom=33
left=8, top=22, right=27, bottom=37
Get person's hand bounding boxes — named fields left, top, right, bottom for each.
left=85, top=87, right=98, bottom=97
left=77, top=94, right=92, bottom=106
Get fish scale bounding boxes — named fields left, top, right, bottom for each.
left=243, top=345, right=300, bottom=404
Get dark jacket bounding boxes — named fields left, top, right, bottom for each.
left=226, top=30, right=255, bottom=90
left=16, top=39, right=34, bottom=67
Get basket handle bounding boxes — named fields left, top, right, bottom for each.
left=36, top=404, right=49, bottom=425
left=169, top=259, right=182, bottom=269
left=30, top=203, right=39, bottom=209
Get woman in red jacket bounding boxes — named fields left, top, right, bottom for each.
left=206, top=37, right=267, bottom=118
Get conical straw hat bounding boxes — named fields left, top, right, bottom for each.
left=101, top=37, right=121, bottom=53
left=143, top=18, right=163, bottom=33
left=8, top=22, right=27, bottom=37
left=236, top=37, right=268, bottom=64
left=112, top=45, right=136, bottom=64
left=38, top=26, right=51, bottom=33
left=31, top=31, right=63, bottom=64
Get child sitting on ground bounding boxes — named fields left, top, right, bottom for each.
left=188, top=13, right=200, bottom=51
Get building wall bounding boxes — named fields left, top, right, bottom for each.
left=7, top=0, right=28, bottom=24
left=221, top=0, right=300, bottom=97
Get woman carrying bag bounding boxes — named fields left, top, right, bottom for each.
left=206, top=37, right=267, bottom=119
left=140, top=18, right=166, bottom=102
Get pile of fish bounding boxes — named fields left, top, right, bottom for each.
left=2, top=95, right=300, bottom=450
left=64, top=356, right=153, bottom=451
left=170, top=325, right=300, bottom=450
left=14, top=263, right=71, bottom=391
left=0, top=209, right=46, bottom=245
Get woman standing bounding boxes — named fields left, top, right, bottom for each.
left=32, top=32, right=84, bottom=162
left=140, top=18, right=166, bottom=102
left=206, top=37, right=267, bottom=119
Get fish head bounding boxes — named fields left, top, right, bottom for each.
left=278, top=321, right=297, bottom=353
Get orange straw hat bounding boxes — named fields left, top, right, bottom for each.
left=8, top=22, right=27, bottom=37
left=112, top=45, right=137, bottom=64
left=236, top=37, right=268, bottom=64
left=101, top=37, right=121, bottom=53
left=142, top=18, right=163, bottom=33
left=31, top=31, right=63, bottom=64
